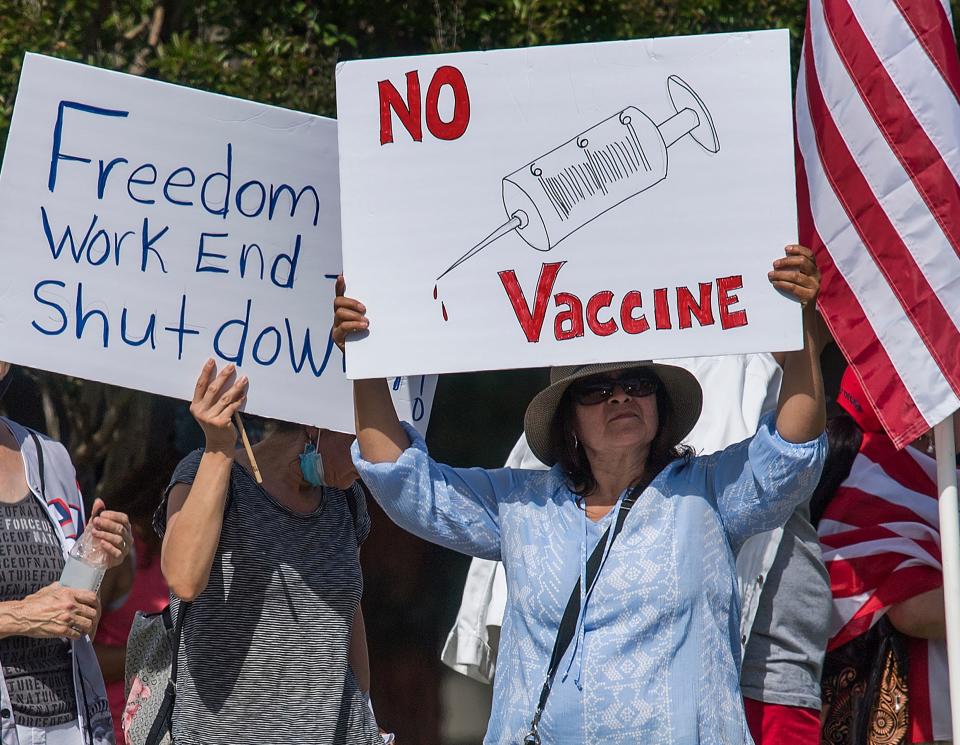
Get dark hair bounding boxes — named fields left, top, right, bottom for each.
left=549, top=374, right=693, bottom=497
left=100, top=450, right=183, bottom=560
left=809, top=412, right=863, bottom=527
left=238, top=414, right=305, bottom=442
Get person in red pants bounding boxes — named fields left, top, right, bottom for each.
left=739, top=496, right=830, bottom=745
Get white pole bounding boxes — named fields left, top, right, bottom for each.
left=934, top=412, right=960, bottom=737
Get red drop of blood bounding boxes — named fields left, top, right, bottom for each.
left=433, top=284, right=438, bottom=300
left=441, top=301, right=448, bottom=321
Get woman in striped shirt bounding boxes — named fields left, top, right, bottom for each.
left=157, top=359, right=384, bottom=745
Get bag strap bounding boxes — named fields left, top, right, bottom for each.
left=144, top=600, right=189, bottom=745
left=346, top=481, right=361, bottom=535
left=525, top=484, right=643, bottom=744
left=170, top=600, right=188, bottom=686
left=27, top=431, right=46, bottom=501
left=850, top=616, right=910, bottom=744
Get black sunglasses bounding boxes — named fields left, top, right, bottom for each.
left=569, top=373, right=659, bottom=406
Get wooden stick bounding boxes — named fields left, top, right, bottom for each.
left=233, top=412, right=262, bottom=484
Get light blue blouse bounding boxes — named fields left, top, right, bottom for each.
left=353, top=413, right=826, bottom=745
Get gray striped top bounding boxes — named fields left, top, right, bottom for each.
left=158, top=450, right=381, bottom=745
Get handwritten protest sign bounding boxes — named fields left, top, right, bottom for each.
left=0, top=53, right=434, bottom=434
left=336, top=30, right=800, bottom=378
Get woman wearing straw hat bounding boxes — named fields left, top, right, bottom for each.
left=333, top=245, right=827, bottom=744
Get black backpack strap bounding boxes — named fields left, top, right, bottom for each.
left=27, top=430, right=46, bottom=501
left=171, top=601, right=188, bottom=686
left=524, top=485, right=642, bottom=745
left=145, top=600, right=189, bottom=745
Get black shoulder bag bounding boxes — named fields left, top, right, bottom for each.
left=524, top=485, right=642, bottom=745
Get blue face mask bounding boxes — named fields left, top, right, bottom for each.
left=299, top=442, right=325, bottom=488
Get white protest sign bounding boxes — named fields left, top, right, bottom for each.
left=0, top=53, right=434, bottom=434
left=336, top=30, right=801, bottom=379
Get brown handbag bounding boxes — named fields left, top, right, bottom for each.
left=821, top=617, right=910, bottom=745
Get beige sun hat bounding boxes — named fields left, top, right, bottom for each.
left=522, top=360, right=704, bottom=466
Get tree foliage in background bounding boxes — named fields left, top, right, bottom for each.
left=1, top=2, right=958, bottom=740
left=12, top=0, right=916, bottom=155
left=0, top=0, right=839, bottom=497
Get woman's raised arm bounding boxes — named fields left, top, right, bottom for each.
left=333, top=276, right=410, bottom=463
left=161, top=360, right=247, bottom=601
left=769, top=245, right=827, bottom=444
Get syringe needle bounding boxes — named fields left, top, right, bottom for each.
left=436, top=215, right=523, bottom=282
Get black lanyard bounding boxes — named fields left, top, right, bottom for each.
left=524, top=484, right=642, bottom=745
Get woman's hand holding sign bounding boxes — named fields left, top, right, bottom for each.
left=190, top=359, right=249, bottom=455
left=333, top=275, right=369, bottom=353
left=768, top=244, right=820, bottom=307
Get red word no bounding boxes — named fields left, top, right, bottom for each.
left=378, top=66, right=471, bottom=145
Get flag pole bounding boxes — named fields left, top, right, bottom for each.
left=934, top=412, right=960, bottom=735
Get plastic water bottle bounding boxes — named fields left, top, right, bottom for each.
left=60, top=527, right=108, bottom=593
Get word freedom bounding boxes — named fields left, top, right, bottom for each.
left=48, top=101, right=321, bottom=226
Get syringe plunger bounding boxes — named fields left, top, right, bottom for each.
left=659, top=108, right=700, bottom=149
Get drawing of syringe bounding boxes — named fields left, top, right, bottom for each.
left=436, top=75, right=720, bottom=281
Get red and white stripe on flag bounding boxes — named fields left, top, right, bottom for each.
left=796, top=0, right=960, bottom=448
left=819, top=444, right=951, bottom=739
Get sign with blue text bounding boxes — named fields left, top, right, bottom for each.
left=0, top=53, right=434, bottom=433
left=336, top=30, right=800, bottom=378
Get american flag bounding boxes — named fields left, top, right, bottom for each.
left=819, top=429, right=949, bottom=740
left=795, top=0, right=960, bottom=449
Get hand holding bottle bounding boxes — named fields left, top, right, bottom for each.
left=60, top=500, right=132, bottom=592
left=190, top=358, right=249, bottom=454
left=1, top=583, right=100, bottom=640
left=87, top=498, right=132, bottom=567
